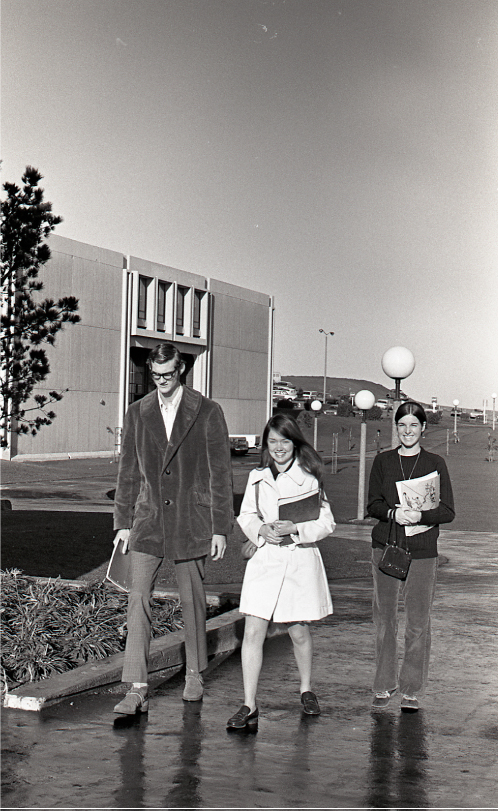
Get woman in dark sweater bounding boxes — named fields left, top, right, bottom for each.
left=367, top=401, right=455, bottom=712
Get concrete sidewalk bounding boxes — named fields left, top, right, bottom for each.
left=2, top=528, right=497, bottom=809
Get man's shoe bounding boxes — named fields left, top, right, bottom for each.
left=113, top=686, right=149, bottom=714
left=301, top=691, right=321, bottom=715
left=226, top=705, right=259, bottom=729
left=371, top=689, right=397, bottom=709
left=183, top=672, right=204, bottom=701
left=401, top=695, right=419, bottom=712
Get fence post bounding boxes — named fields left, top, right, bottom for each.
left=114, top=427, right=122, bottom=462
left=331, top=432, right=338, bottom=474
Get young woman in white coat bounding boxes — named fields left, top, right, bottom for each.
left=226, top=413, right=335, bottom=730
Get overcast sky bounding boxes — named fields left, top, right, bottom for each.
left=2, top=0, right=497, bottom=409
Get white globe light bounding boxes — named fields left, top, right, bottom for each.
left=354, top=390, right=376, bottom=411
left=381, top=347, right=415, bottom=380
left=310, top=399, right=322, bottom=412
left=453, top=399, right=459, bottom=407
left=493, top=393, right=497, bottom=399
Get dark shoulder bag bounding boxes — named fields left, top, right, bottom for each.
left=378, top=511, right=412, bottom=580
left=241, top=482, right=262, bottom=560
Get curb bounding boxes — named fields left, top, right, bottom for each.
left=4, top=607, right=247, bottom=712
left=347, top=518, right=377, bottom=525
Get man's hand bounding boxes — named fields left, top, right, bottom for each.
left=113, top=528, right=131, bottom=554
left=211, top=534, right=226, bottom=560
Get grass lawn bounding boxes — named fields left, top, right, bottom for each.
left=1, top=414, right=496, bottom=587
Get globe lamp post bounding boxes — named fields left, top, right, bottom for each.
left=381, top=347, right=415, bottom=448
left=310, top=398, right=322, bottom=450
left=319, top=329, right=334, bottom=404
left=492, top=394, right=497, bottom=431
left=354, top=390, right=376, bottom=520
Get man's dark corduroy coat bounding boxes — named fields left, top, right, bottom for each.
left=113, top=386, right=234, bottom=560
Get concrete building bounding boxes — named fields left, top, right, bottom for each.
left=4, top=235, right=273, bottom=459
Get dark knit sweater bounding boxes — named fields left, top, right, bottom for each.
left=367, top=447, right=455, bottom=558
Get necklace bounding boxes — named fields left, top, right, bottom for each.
left=398, top=450, right=420, bottom=480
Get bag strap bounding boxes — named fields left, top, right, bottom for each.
left=388, top=509, right=408, bottom=551
left=254, top=480, right=264, bottom=521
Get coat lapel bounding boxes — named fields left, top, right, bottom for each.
left=140, top=391, right=169, bottom=455
left=164, top=386, right=202, bottom=467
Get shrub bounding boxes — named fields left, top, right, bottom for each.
left=0, top=569, right=184, bottom=690
left=337, top=402, right=355, bottom=417
left=426, top=411, right=442, bottom=424
left=366, top=406, right=383, bottom=421
left=297, top=411, right=313, bottom=429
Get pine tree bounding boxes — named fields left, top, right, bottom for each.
left=1, top=167, right=80, bottom=448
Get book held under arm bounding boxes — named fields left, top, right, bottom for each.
left=396, top=471, right=440, bottom=536
left=106, top=538, right=131, bottom=592
left=277, top=489, right=321, bottom=523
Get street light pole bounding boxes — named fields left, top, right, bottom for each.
left=452, top=399, right=459, bottom=442
left=492, top=394, right=497, bottom=431
left=354, top=390, right=375, bottom=520
left=310, top=399, right=322, bottom=450
left=319, top=329, right=334, bottom=404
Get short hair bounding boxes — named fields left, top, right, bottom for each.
left=260, top=412, right=324, bottom=486
left=147, top=342, right=183, bottom=369
left=394, top=400, right=427, bottom=426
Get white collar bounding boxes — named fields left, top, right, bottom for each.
left=253, top=458, right=308, bottom=487
left=158, top=384, right=183, bottom=411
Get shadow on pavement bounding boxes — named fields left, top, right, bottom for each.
left=1, top=511, right=114, bottom=578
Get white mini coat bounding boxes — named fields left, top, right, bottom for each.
left=237, top=461, right=335, bottom=622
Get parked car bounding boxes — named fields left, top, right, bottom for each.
left=469, top=410, right=483, bottom=421
left=229, top=437, right=249, bottom=455
left=301, top=391, right=321, bottom=400
left=272, top=386, right=296, bottom=400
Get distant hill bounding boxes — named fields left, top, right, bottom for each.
left=280, top=376, right=415, bottom=403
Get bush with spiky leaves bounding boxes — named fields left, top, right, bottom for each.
left=0, top=569, right=185, bottom=691
left=1, top=166, right=80, bottom=446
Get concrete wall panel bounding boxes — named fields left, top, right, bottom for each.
left=14, top=236, right=123, bottom=456
left=210, top=289, right=271, bottom=436
left=15, top=388, right=120, bottom=456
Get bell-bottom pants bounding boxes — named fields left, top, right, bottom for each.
left=371, top=548, right=438, bottom=697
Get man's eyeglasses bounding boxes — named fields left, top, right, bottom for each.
left=150, top=368, right=180, bottom=382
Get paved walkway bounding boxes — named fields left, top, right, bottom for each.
left=2, top=528, right=497, bottom=809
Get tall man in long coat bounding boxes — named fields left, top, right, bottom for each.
left=113, top=341, right=233, bottom=714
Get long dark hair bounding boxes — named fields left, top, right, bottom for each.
left=394, top=400, right=427, bottom=427
left=260, top=413, right=324, bottom=487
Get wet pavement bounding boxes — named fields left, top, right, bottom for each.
left=2, top=528, right=497, bottom=809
